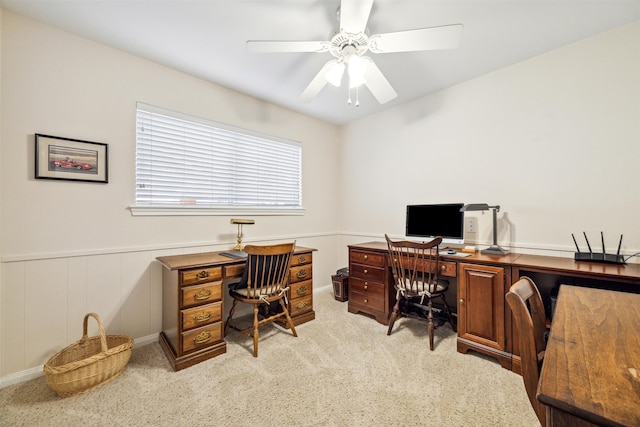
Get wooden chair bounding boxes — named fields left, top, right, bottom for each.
left=224, top=242, right=297, bottom=357
left=385, top=234, right=457, bottom=350
left=505, top=276, right=548, bottom=427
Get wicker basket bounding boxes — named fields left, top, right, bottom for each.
left=43, top=312, right=133, bottom=397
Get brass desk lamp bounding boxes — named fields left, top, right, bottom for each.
left=230, top=218, right=255, bottom=251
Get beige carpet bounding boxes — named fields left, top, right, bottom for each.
left=0, top=290, right=539, bottom=426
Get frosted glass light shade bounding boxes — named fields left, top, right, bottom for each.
left=348, top=55, right=368, bottom=88
left=324, top=61, right=345, bottom=87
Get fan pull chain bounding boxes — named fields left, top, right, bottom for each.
left=347, top=87, right=361, bottom=107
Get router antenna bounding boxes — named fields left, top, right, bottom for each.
left=583, top=232, right=592, bottom=254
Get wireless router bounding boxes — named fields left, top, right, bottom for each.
left=572, top=232, right=626, bottom=265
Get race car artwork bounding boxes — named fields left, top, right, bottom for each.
left=52, top=159, right=94, bottom=170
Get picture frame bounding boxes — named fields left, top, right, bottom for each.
left=35, top=134, right=108, bottom=183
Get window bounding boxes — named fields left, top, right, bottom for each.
left=132, top=103, right=303, bottom=216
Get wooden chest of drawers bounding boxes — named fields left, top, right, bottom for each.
left=159, top=264, right=227, bottom=371
left=273, top=250, right=315, bottom=327
left=348, top=247, right=393, bottom=325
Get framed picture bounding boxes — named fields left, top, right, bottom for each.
left=35, top=134, right=108, bottom=183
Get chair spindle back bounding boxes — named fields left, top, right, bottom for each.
left=386, top=235, right=443, bottom=296
left=244, top=243, right=295, bottom=298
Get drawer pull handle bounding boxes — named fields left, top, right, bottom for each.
left=364, top=255, right=368, bottom=260
left=193, top=311, right=212, bottom=322
left=297, top=285, right=308, bottom=295
left=441, top=265, right=446, bottom=272
left=297, top=270, right=309, bottom=279
left=364, top=299, right=368, bottom=304
left=296, top=302, right=308, bottom=310
left=364, top=269, right=368, bottom=274
left=197, top=270, right=210, bottom=280
left=193, top=331, right=212, bottom=344
left=297, top=256, right=306, bottom=263
left=459, top=299, right=464, bottom=305
left=364, top=283, right=368, bottom=290
left=194, top=289, right=212, bottom=300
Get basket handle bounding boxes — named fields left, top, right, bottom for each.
left=82, top=312, right=108, bottom=352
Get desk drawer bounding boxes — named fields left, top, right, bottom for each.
left=290, top=264, right=312, bottom=284
left=181, top=281, right=222, bottom=308
left=291, top=252, right=312, bottom=267
left=411, top=259, right=456, bottom=278
left=224, top=264, right=244, bottom=279
left=290, top=295, right=313, bottom=316
left=291, top=280, right=312, bottom=298
left=181, top=267, right=222, bottom=286
left=182, top=322, right=223, bottom=353
left=350, top=263, right=386, bottom=283
left=181, top=302, right=222, bottom=330
left=350, top=250, right=385, bottom=267
left=439, top=261, right=456, bottom=278
left=350, top=290, right=384, bottom=312
left=349, top=277, right=385, bottom=298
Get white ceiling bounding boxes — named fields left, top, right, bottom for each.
left=1, top=0, right=639, bottom=125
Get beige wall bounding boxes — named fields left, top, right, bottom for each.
left=0, top=11, right=341, bottom=381
left=339, top=21, right=640, bottom=259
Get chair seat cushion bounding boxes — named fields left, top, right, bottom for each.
left=400, top=279, right=449, bottom=296
left=231, top=287, right=274, bottom=298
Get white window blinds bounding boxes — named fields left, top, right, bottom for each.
left=135, top=103, right=302, bottom=212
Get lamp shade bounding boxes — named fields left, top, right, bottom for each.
left=347, top=55, right=368, bottom=88
left=230, top=218, right=255, bottom=225
left=460, top=203, right=490, bottom=212
left=324, top=61, right=345, bottom=87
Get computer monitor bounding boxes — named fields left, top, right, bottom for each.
left=405, top=203, right=465, bottom=245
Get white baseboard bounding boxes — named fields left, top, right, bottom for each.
left=133, top=333, right=160, bottom=348
left=0, top=333, right=159, bottom=390
left=314, top=283, right=332, bottom=294
left=0, top=366, right=43, bottom=389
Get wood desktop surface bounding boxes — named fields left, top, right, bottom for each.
left=348, top=240, right=520, bottom=265
left=537, top=285, right=640, bottom=427
left=513, top=254, right=640, bottom=285
left=157, top=246, right=315, bottom=271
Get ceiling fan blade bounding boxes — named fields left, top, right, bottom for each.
left=369, top=24, right=463, bottom=53
left=340, top=0, right=374, bottom=34
left=362, top=59, right=397, bottom=104
left=246, top=40, right=329, bottom=53
left=300, top=60, right=336, bottom=103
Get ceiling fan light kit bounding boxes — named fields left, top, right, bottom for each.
left=325, top=60, right=345, bottom=87
left=247, top=0, right=463, bottom=106
left=347, top=54, right=367, bottom=88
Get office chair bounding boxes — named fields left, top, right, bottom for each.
left=505, top=276, right=548, bottom=427
left=224, top=242, right=297, bottom=357
left=385, top=234, right=457, bottom=350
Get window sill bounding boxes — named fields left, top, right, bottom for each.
left=128, top=205, right=305, bottom=216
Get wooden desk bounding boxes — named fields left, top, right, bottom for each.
left=348, top=241, right=640, bottom=373
left=347, top=241, right=520, bottom=369
left=156, top=246, right=315, bottom=370
left=537, top=285, right=640, bottom=427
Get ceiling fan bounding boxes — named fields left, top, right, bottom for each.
left=246, top=0, right=463, bottom=106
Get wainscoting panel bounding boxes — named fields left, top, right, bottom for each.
left=1, top=234, right=338, bottom=384
left=24, top=258, right=68, bottom=370
left=1, top=251, right=166, bottom=378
